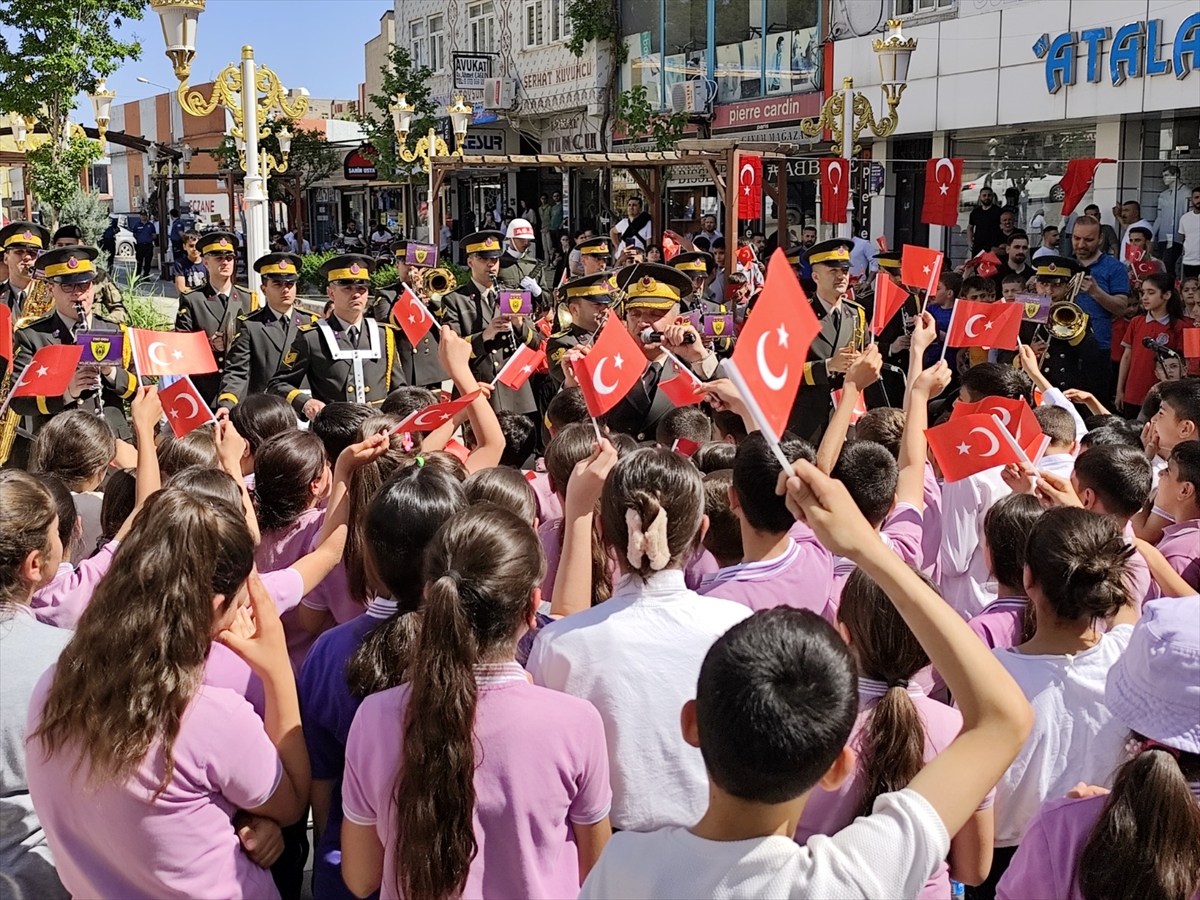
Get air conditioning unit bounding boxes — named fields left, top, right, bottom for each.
left=483, top=77, right=515, bottom=110
left=670, top=80, right=712, bottom=114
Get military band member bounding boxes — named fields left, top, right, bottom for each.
left=175, top=231, right=255, bottom=406
left=547, top=271, right=615, bottom=386
left=872, top=250, right=921, bottom=395
left=788, top=238, right=868, bottom=445
left=216, top=253, right=318, bottom=411
left=372, top=240, right=446, bottom=388
left=577, top=237, right=613, bottom=276
left=269, top=254, right=403, bottom=421
left=1034, top=256, right=1107, bottom=397
left=1, top=222, right=50, bottom=317
left=498, top=218, right=549, bottom=303
left=11, top=246, right=135, bottom=440
left=441, top=231, right=544, bottom=416
left=672, top=251, right=717, bottom=310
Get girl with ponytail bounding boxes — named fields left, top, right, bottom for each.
left=984, top=507, right=1140, bottom=895
left=340, top=505, right=612, bottom=899
left=796, top=566, right=995, bottom=897
left=998, top=595, right=1200, bottom=900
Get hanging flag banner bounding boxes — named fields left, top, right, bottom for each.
left=737, top=155, right=763, bottom=219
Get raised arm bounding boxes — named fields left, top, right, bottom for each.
left=816, top=344, right=881, bottom=473
left=899, top=359, right=952, bottom=511
left=551, top=439, right=618, bottom=618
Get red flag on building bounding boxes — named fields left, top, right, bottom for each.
left=392, top=390, right=482, bottom=434
left=0, top=305, right=12, bottom=374
left=494, top=342, right=546, bottom=391
left=726, top=249, right=821, bottom=438
left=130, top=328, right=218, bottom=377
left=1059, top=158, right=1115, bottom=217
left=945, top=300, right=1023, bottom=350
left=900, top=245, right=944, bottom=294
left=572, top=315, right=648, bottom=417
left=390, top=285, right=435, bottom=345
left=7, top=344, right=84, bottom=401
left=160, top=377, right=216, bottom=438
left=872, top=273, right=910, bottom=336
left=922, top=157, right=964, bottom=226
left=926, top=413, right=1024, bottom=483
left=737, top=155, right=762, bottom=219
left=820, top=158, right=850, bottom=224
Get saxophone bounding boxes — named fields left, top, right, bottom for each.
left=0, top=276, right=53, bottom=464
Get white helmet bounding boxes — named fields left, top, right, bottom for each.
left=506, top=218, right=535, bottom=240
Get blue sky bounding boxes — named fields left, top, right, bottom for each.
left=86, top=0, right=393, bottom=113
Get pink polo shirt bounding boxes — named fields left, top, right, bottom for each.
left=699, top=533, right=834, bottom=618
left=25, top=672, right=283, bottom=900
left=342, top=663, right=611, bottom=900
left=1156, top=518, right=1200, bottom=590
left=828, top=503, right=925, bottom=618
left=968, top=596, right=1028, bottom=651
left=30, top=541, right=119, bottom=630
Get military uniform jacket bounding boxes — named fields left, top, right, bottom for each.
left=12, top=311, right=136, bottom=438
left=1043, top=330, right=1108, bottom=398
left=269, top=316, right=403, bottom=416
left=787, top=295, right=867, bottom=445
left=605, top=360, right=683, bottom=441
left=216, top=305, right=319, bottom=410
left=546, top=323, right=593, bottom=386
left=175, top=283, right=254, bottom=405
left=440, top=280, right=544, bottom=415
left=2, top=281, right=33, bottom=318
left=498, top=251, right=549, bottom=298
left=372, top=282, right=447, bottom=388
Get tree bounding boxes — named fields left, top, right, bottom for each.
left=353, top=44, right=437, bottom=183
left=58, top=187, right=111, bottom=245
left=0, top=0, right=145, bottom=227
left=25, top=133, right=104, bottom=223
left=614, top=85, right=690, bottom=153
left=212, top=117, right=340, bottom=202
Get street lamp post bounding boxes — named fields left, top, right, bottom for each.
left=88, top=80, right=115, bottom=144
left=800, top=19, right=917, bottom=239
left=391, top=95, right=472, bottom=244
left=148, top=0, right=308, bottom=293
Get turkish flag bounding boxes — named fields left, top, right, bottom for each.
left=831, top=388, right=868, bottom=424
left=1183, top=328, right=1200, bottom=359
left=572, top=315, right=648, bottom=417
left=738, top=155, right=762, bottom=219
left=726, top=249, right=821, bottom=438
left=160, top=377, right=216, bottom=438
left=9, top=344, right=83, bottom=399
left=964, top=250, right=1003, bottom=279
left=0, top=305, right=12, bottom=374
left=952, top=396, right=1045, bottom=460
left=820, top=158, right=850, bottom=224
left=495, top=342, right=546, bottom=390
left=392, top=389, right=482, bottom=434
left=926, top=413, right=1024, bottom=483
left=876, top=236, right=889, bottom=253
left=390, top=285, right=435, bottom=345
left=872, top=272, right=910, bottom=336
left=130, top=329, right=218, bottom=377
left=659, top=357, right=704, bottom=408
left=901, top=245, right=944, bottom=294
left=945, top=300, right=1023, bottom=350
left=663, top=233, right=681, bottom=261
left=1132, top=258, right=1166, bottom=278
left=922, top=157, right=963, bottom=227
left=671, top=437, right=701, bottom=457
left=1124, top=244, right=1145, bottom=263
left=1059, top=158, right=1115, bottom=217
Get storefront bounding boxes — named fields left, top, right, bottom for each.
left=830, top=0, right=1200, bottom=261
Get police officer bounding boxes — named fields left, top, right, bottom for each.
left=1034, top=255, right=1107, bottom=397
left=216, top=252, right=318, bottom=411
left=0, top=222, right=50, bottom=317
left=788, top=238, right=867, bottom=444
left=11, top=246, right=136, bottom=440
left=269, top=254, right=403, bottom=420
left=441, top=231, right=544, bottom=415
left=576, top=237, right=613, bottom=276
left=175, top=231, right=254, bottom=406
left=371, top=240, right=446, bottom=388
left=546, top=271, right=615, bottom=386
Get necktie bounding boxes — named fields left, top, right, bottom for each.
left=347, top=326, right=360, bottom=349
left=830, top=307, right=842, bottom=334
left=218, top=292, right=229, bottom=306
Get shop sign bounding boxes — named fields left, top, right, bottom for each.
left=763, top=158, right=878, bottom=180
left=344, top=145, right=378, bottom=181
left=712, top=92, right=823, bottom=133
left=453, top=53, right=492, bottom=90
left=520, top=58, right=594, bottom=93
left=542, top=114, right=601, bottom=153
left=461, top=129, right=507, bottom=153
left=1034, top=13, right=1200, bottom=92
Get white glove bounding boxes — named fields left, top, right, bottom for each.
left=519, top=276, right=542, bottom=297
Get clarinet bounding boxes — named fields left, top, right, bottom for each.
left=75, top=299, right=102, bottom=417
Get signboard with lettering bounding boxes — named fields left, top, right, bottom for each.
left=344, top=145, right=378, bottom=181
left=461, top=129, right=507, bottom=153
left=453, top=53, right=492, bottom=90
left=1034, top=13, right=1200, bottom=92
left=712, top=92, right=824, bottom=134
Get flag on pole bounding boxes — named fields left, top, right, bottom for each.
left=130, top=329, right=218, bottom=377
left=390, top=285, right=435, bottom=345
left=945, top=300, right=1023, bottom=350
left=391, top=390, right=482, bottom=434
left=952, top=396, right=1045, bottom=460
left=1059, top=158, right=1115, bottom=217
left=658, top=356, right=704, bottom=407
left=872, top=273, right=911, bottom=336
left=572, top=315, right=648, bottom=417
left=159, top=376, right=216, bottom=438
left=9, top=344, right=83, bottom=399
left=926, top=413, right=1024, bottom=482
left=901, top=245, right=944, bottom=296
left=493, top=342, right=546, bottom=391
left=831, top=388, right=868, bottom=424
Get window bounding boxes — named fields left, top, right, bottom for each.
left=410, top=19, right=427, bottom=68
left=524, top=0, right=545, bottom=48
left=469, top=1, right=497, bottom=53
left=428, top=15, right=445, bottom=71
left=551, top=0, right=570, bottom=41
left=895, top=0, right=953, bottom=15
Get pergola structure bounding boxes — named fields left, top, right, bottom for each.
left=429, top=138, right=807, bottom=283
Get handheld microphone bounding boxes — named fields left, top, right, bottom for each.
left=640, top=327, right=696, bottom=345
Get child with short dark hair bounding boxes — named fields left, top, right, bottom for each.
left=494, top=410, right=538, bottom=468
left=228, top=392, right=296, bottom=479
left=546, top=386, right=590, bottom=436
left=1150, top=440, right=1200, bottom=589
left=655, top=406, right=712, bottom=448
left=1031, top=404, right=1078, bottom=478
left=463, top=465, right=538, bottom=525
left=700, top=469, right=741, bottom=568
left=310, top=402, right=373, bottom=465
left=970, top=493, right=1043, bottom=650
left=691, top=440, right=736, bottom=474
left=1133, top=377, right=1200, bottom=542
left=963, top=275, right=996, bottom=301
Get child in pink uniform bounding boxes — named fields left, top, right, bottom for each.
left=997, top=596, right=1200, bottom=900
left=797, top=567, right=996, bottom=898
left=1152, top=442, right=1200, bottom=590
left=968, top=493, right=1043, bottom=650
left=25, top=488, right=312, bottom=900
left=340, top=505, right=612, bottom=900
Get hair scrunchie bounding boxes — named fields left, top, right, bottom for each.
left=626, top=507, right=670, bottom=571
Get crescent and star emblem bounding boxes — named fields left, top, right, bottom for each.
left=755, top=331, right=789, bottom=392
left=147, top=342, right=170, bottom=367
left=935, top=158, right=955, bottom=195
left=740, top=162, right=755, bottom=197
left=173, top=391, right=200, bottom=421
left=592, top=356, right=621, bottom=395
left=969, top=426, right=1001, bottom=457
left=964, top=314, right=987, bottom=338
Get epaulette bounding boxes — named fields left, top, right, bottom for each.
left=549, top=329, right=572, bottom=340
left=298, top=323, right=317, bottom=332
left=177, top=307, right=189, bottom=317
left=237, top=311, right=250, bottom=321
left=307, top=313, right=319, bottom=323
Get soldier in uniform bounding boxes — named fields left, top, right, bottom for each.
left=371, top=240, right=445, bottom=388
left=268, top=254, right=403, bottom=421
left=577, top=237, right=613, bottom=276
left=546, top=271, right=615, bottom=386
left=788, top=238, right=867, bottom=445
left=498, top=218, right=548, bottom=303
left=11, top=246, right=136, bottom=442
left=599, top=263, right=718, bottom=440
left=175, top=231, right=255, bottom=406
left=441, top=231, right=544, bottom=416
left=1, top=222, right=50, bottom=317
left=872, top=249, right=921, bottom=403
left=1034, top=256, right=1107, bottom=397
left=216, top=252, right=319, bottom=411
left=672, top=251, right=717, bottom=310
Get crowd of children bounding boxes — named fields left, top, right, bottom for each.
left=1, top=310, right=1198, bottom=900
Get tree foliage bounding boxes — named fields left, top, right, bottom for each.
left=353, top=44, right=438, bottom=183
left=565, top=0, right=622, bottom=61
left=0, top=0, right=144, bottom=224
left=26, top=134, right=104, bottom=223
left=59, top=187, right=112, bottom=245
left=614, top=85, right=690, bottom=152
left=211, top=117, right=340, bottom=204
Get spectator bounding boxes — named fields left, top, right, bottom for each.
left=1115, top=199, right=1153, bottom=261
left=1178, top=186, right=1200, bottom=278
left=168, top=208, right=185, bottom=262
left=1072, top=215, right=1133, bottom=398
left=133, top=216, right=156, bottom=279
left=968, top=186, right=1004, bottom=255
left=610, top=197, right=652, bottom=257
left=1080, top=204, right=1120, bottom=258
left=1033, top=225, right=1060, bottom=258
left=172, top=230, right=207, bottom=295
left=539, top=193, right=554, bottom=259
left=692, top=213, right=721, bottom=245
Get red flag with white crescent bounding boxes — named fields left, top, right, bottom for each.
left=160, top=377, right=216, bottom=438
left=820, top=158, right=850, bottom=224
left=737, top=155, right=762, bottom=219
left=572, top=315, right=648, bottom=417
left=945, top=300, right=1023, bottom=350
left=130, top=328, right=217, bottom=377
left=391, top=390, right=482, bottom=434
left=390, top=285, right=435, bottom=345
left=922, top=158, right=963, bottom=226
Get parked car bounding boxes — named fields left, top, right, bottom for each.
left=109, top=213, right=148, bottom=259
